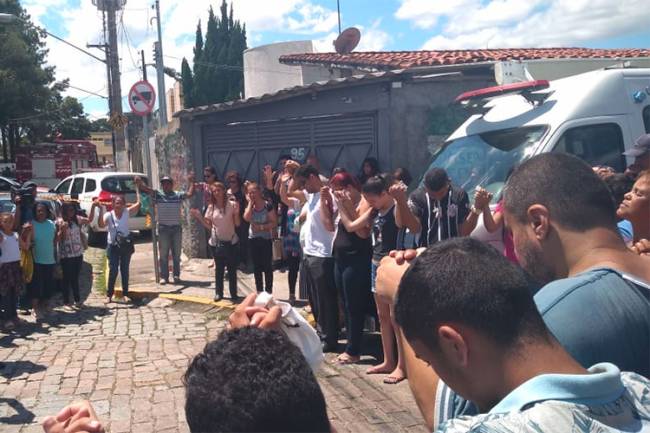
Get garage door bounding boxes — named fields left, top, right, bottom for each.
left=202, top=113, right=377, bottom=181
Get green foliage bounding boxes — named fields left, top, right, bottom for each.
left=181, top=0, right=247, bottom=108
left=90, top=118, right=112, bottom=132
left=0, top=0, right=93, bottom=160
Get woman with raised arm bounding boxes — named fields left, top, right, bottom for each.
left=96, top=191, right=141, bottom=304
left=243, top=182, right=277, bottom=294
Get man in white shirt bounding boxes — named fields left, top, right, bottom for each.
left=292, top=164, right=339, bottom=352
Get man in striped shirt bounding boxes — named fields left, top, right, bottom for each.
left=136, top=175, right=191, bottom=285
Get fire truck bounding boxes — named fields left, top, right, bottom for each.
left=15, top=140, right=99, bottom=188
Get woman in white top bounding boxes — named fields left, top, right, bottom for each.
left=96, top=193, right=141, bottom=303
left=0, top=212, right=31, bottom=330
left=191, top=182, right=241, bottom=302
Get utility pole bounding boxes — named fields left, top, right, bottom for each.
left=93, top=0, right=129, bottom=171
left=153, top=0, right=167, bottom=127
left=140, top=50, right=160, bottom=284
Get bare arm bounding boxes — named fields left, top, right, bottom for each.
left=128, top=187, right=142, bottom=216
left=460, top=188, right=492, bottom=236
left=86, top=202, right=100, bottom=225
left=243, top=198, right=254, bottom=224
left=339, top=204, right=373, bottom=234
left=319, top=188, right=335, bottom=232
left=391, top=183, right=422, bottom=233
left=483, top=208, right=504, bottom=233
left=460, top=211, right=481, bottom=237
left=96, top=205, right=106, bottom=229
left=19, top=230, right=31, bottom=251
left=185, top=173, right=197, bottom=199
left=191, top=208, right=213, bottom=230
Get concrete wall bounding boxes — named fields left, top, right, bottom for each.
left=244, top=41, right=313, bottom=98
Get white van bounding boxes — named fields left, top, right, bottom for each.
left=424, top=67, right=650, bottom=248
left=51, top=172, right=151, bottom=243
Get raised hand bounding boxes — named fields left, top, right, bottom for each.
left=388, top=181, right=408, bottom=202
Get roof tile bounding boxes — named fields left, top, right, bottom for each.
left=279, top=48, right=650, bottom=70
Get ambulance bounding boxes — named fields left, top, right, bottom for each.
left=425, top=66, right=650, bottom=248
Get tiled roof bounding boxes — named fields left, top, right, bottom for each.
left=279, top=48, right=650, bottom=70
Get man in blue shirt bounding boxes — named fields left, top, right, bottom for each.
left=376, top=153, right=650, bottom=430
left=394, top=237, right=650, bottom=433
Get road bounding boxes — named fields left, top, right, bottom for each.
left=0, top=245, right=427, bottom=433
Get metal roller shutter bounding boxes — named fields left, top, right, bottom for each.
left=202, top=113, right=376, bottom=180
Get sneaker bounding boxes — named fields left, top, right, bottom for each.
left=289, top=295, right=296, bottom=306
left=173, top=277, right=181, bottom=285
left=62, top=305, right=75, bottom=312
left=74, top=301, right=83, bottom=309
left=213, top=294, right=223, bottom=302
left=160, top=279, right=168, bottom=285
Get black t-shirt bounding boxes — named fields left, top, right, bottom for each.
left=372, top=205, right=398, bottom=262
left=408, top=184, right=470, bottom=247
left=333, top=220, right=372, bottom=259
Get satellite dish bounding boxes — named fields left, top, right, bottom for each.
left=334, top=27, right=361, bottom=54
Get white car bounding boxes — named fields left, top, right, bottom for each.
left=51, top=172, right=151, bottom=243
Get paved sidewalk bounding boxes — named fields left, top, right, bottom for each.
left=0, top=245, right=428, bottom=433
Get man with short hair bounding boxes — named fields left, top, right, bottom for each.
left=136, top=175, right=192, bottom=285
left=290, top=164, right=339, bottom=352
left=377, top=153, right=650, bottom=430
left=394, top=168, right=487, bottom=247
left=623, top=133, right=650, bottom=179
left=184, top=326, right=331, bottom=433
left=394, top=237, right=650, bottom=433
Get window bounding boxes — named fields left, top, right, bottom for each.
left=55, top=178, right=72, bottom=194
left=553, top=123, right=626, bottom=172
left=644, top=106, right=650, bottom=133
left=0, top=178, right=10, bottom=192
left=101, top=176, right=147, bottom=193
left=71, top=177, right=85, bottom=194
left=85, top=179, right=96, bottom=193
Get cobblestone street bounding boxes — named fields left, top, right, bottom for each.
left=0, top=247, right=427, bottom=433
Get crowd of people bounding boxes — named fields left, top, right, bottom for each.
left=3, top=130, right=649, bottom=432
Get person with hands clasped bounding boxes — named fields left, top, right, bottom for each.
left=96, top=192, right=141, bottom=304
left=278, top=166, right=305, bottom=304
left=0, top=213, right=31, bottom=330
left=243, top=182, right=277, bottom=294
left=190, top=182, right=241, bottom=302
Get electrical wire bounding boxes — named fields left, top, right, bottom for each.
left=120, top=10, right=140, bottom=73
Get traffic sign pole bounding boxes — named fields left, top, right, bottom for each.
left=130, top=73, right=160, bottom=283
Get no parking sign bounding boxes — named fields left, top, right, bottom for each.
left=128, top=80, right=156, bottom=116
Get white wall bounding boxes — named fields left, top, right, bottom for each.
left=244, top=40, right=325, bottom=98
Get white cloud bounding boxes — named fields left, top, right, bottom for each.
left=356, top=19, right=391, bottom=52
left=23, top=0, right=339, bottom=115
left=395, top=0, right=650, bottom=50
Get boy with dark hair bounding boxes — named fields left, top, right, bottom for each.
left=184, top=326, right=331, bottom=433
left=394, top=237, right=650, bottom=433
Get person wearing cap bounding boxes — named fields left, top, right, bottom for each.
left=136, top=174, right=193, bottom=285
left=623, top=133, right=650, bottom=180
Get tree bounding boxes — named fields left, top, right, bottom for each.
left=181, top=58, right=194, bottom=108
left=180, top=0, right=247, bottom=109
left=0, top=0, right=92, bottom=160
left=90, top=118, right=112, bottom=132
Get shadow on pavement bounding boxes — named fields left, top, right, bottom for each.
left=0, top=360, right=46, bottom=380
left=0, top=398, right=36, bottom=425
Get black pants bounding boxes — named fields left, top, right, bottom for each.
left=29, top=263, right=54, bottom=301
left=287, top=254, right=300, bottom=298
left=250, top=237, right=273, bottom=293
left=303, top=255, right=338, bottom=346
left=107, top=245, right=131, bottom=298
left=211, top=243, right=239, bottom=299
left=1, top=290, right=17, bottom=320
left=335, top=254, right=371, bottom=356
left=61, top=256, right=83, bottom=304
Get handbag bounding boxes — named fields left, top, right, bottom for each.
left=272, top=238, right=284, bottom=262
left=110, top=213, right=135, bottom=256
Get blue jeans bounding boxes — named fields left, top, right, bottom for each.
left=107, top=244, right=132, bottom=297
left=335, top=254, right=371, bottom=356
left=158, top=225, right=182, bottom=280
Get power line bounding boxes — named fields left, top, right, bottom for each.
left=67, top=85, right=108, bottom=99
left=119, top=10, right=140, bottom=73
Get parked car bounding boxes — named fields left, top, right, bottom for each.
left=426, top=67, right=650, bottom=250
left=51, top=172, right=151, bottom=243
left=0, top=194, right=16, bottom=214
left=0, top=176, right=20, bottom=193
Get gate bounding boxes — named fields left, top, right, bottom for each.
left=202, top=113, right=377, bottom=180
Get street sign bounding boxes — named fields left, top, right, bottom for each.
left=128, top=80, right=156, bottom=116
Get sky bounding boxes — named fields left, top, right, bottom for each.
left=22, top=0, right=650, bottom=120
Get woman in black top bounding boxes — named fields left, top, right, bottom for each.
left=339, top=174, right=406, bottom=384
left=357, top=157, right=380, bottom=185
left=330, top=172, right=372, bottom=364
